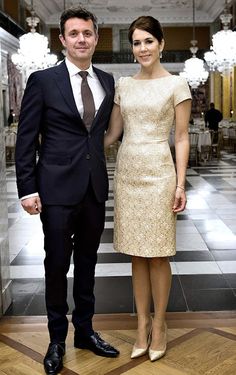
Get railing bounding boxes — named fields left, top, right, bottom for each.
left=93, top=51, right=134, bottom=63
left=93, top=49, right=207, bottom=64
left=93, top=50, right=206, bottom=64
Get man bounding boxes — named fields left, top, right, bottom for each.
left=15, top=7, right=119, bottom=375
left=205, top=102, right=223, bottom=131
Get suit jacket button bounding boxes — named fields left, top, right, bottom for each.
left=86, top=154, right=91, bottom=160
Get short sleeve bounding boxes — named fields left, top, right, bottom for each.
left=174, top=77, right=192, bottom=107
left=114, top=78, right=122, bottom=105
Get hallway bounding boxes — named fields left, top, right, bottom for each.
left=5, top=151, right=236, bottom=316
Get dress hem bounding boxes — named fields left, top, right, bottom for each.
left=114, top=247, right=176, bottom=258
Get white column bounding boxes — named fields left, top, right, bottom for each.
left=209, top=71, right=214, bottom=103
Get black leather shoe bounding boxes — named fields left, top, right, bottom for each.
left=74, top=332, right=119, bottom=358
left=43, top=343, right=65, bottom=375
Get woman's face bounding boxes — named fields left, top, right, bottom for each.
left=132, top=28, right=164, bottom=68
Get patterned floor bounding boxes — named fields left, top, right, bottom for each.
left=5, top=151, right=236, bottom=316
left=1, top=313, right=236, bottom=375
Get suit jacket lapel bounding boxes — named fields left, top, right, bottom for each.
left=91, top=66, right=112, bottom=129
left=53, top=62, right=112, bottom=131
left=54, top=61, right=82, bottom=120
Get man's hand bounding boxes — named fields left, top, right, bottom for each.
left=21, top=196, right=42, bottom=215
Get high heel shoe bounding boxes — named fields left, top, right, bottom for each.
left=149, top=322, right=167, bottom=362
left=131, top=322, right=152, bottom=359
left=131, top=343, right=149, bottom=359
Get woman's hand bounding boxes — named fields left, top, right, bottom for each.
left=172, top=186, right=187, bottom=213
left=104, top=104, right=123, bottom=148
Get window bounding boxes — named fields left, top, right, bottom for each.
left=120, top=29, right=130, bottom=51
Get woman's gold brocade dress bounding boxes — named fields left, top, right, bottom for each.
left=113, top=76, right=191, bottom=258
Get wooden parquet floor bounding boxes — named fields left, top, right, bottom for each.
left=1, top=312, right=236, bottom=374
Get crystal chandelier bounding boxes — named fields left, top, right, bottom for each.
left=180, top=0, right=209, bottom=89
left=204, top=0, right=236, bottom=74
left=11, top=1, right=57, bottom=78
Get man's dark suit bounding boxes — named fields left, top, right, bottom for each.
left=204, top=107, right=223, bottom=132
left=15, top=60, right=114, bottom=342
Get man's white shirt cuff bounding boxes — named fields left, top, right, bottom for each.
left=21, top=193, right=39, bottom=200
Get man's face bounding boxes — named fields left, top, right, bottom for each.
left=59, top=17, right=98, bottom=68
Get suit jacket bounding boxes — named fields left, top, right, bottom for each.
left=15, top=60, right=115, bottom=205
left=205, top=108, right=223, bottom=131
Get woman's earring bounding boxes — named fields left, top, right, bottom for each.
left=159, top=50, right=163, bottom=59
left=134, top=57, right=136, bottom=63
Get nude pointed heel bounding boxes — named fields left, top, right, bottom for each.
left=149, top=322, right=167, bottom=362
left=131, top=321, right=152, bottom=359
left=149, top=346, right=166, bottom=361
left=131, top=344, right=149, bottom=359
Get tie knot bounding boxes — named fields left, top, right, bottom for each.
left=79, top=71, right=88, bottom=80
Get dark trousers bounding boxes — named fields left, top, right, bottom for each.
left=40, top=182, right=105, bottom=343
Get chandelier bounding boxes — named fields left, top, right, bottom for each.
left=204, top=0, right=236, bottom=74
left=180, top=0, right=209, bottom=89
left=11, top=1, right=57, bottom=78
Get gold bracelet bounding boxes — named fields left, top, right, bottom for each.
left=176, top=185, right=185, bottom=191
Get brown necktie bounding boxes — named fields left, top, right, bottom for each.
left=79, top=71, right=95, bottom=131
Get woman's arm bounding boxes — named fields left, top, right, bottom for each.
left=104, top=103, right=123, bottom=148
left=172, top=99, right=191, bottom=213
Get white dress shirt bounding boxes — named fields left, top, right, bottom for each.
left=21, top=58, right=105, bottom=201
left=65, top=58, right=105, bottom=118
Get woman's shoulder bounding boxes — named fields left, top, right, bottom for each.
left=115, top=76, right=132, bottom=91
left=173, top=75, right=189, bottom=86
left=166, top=75, right=190, bottom=94
left=116, top=76, right=131, bottom=84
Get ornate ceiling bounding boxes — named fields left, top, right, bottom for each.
left=23, top=0, right=231, bottom=26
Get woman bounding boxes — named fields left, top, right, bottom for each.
left=105, top=16, right=191, bottom=361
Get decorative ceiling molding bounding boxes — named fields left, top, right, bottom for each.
left=23, top=0, right=230, bottom=26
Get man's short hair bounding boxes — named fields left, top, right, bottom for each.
left=60, top=6, right=98, bottom=37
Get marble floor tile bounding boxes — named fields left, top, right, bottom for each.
left=176, top=233, right=209, bottom=251
left=174, top=250, right=214, bottom=262
left=175, top=261, right=222, bottom=275
left=105, top=222, right=114, bottom=229
left=98, top=243, right=115, bottom=253
left=187, top=176, right=217, bottom=191
left=184, top=289, right=236, bottom=311
left=217, top=261, right=236, bottom=274
left=193, top=219, right=233, bottom=234
left=176, top=224, right=199, bottom=234
left=223, top=178, right=236, bottom=188
left=186, top=196, right=210, bottom=210
left=211, top=250, right=236, bottom=261
left=180, top=274, right=229, bottom=290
